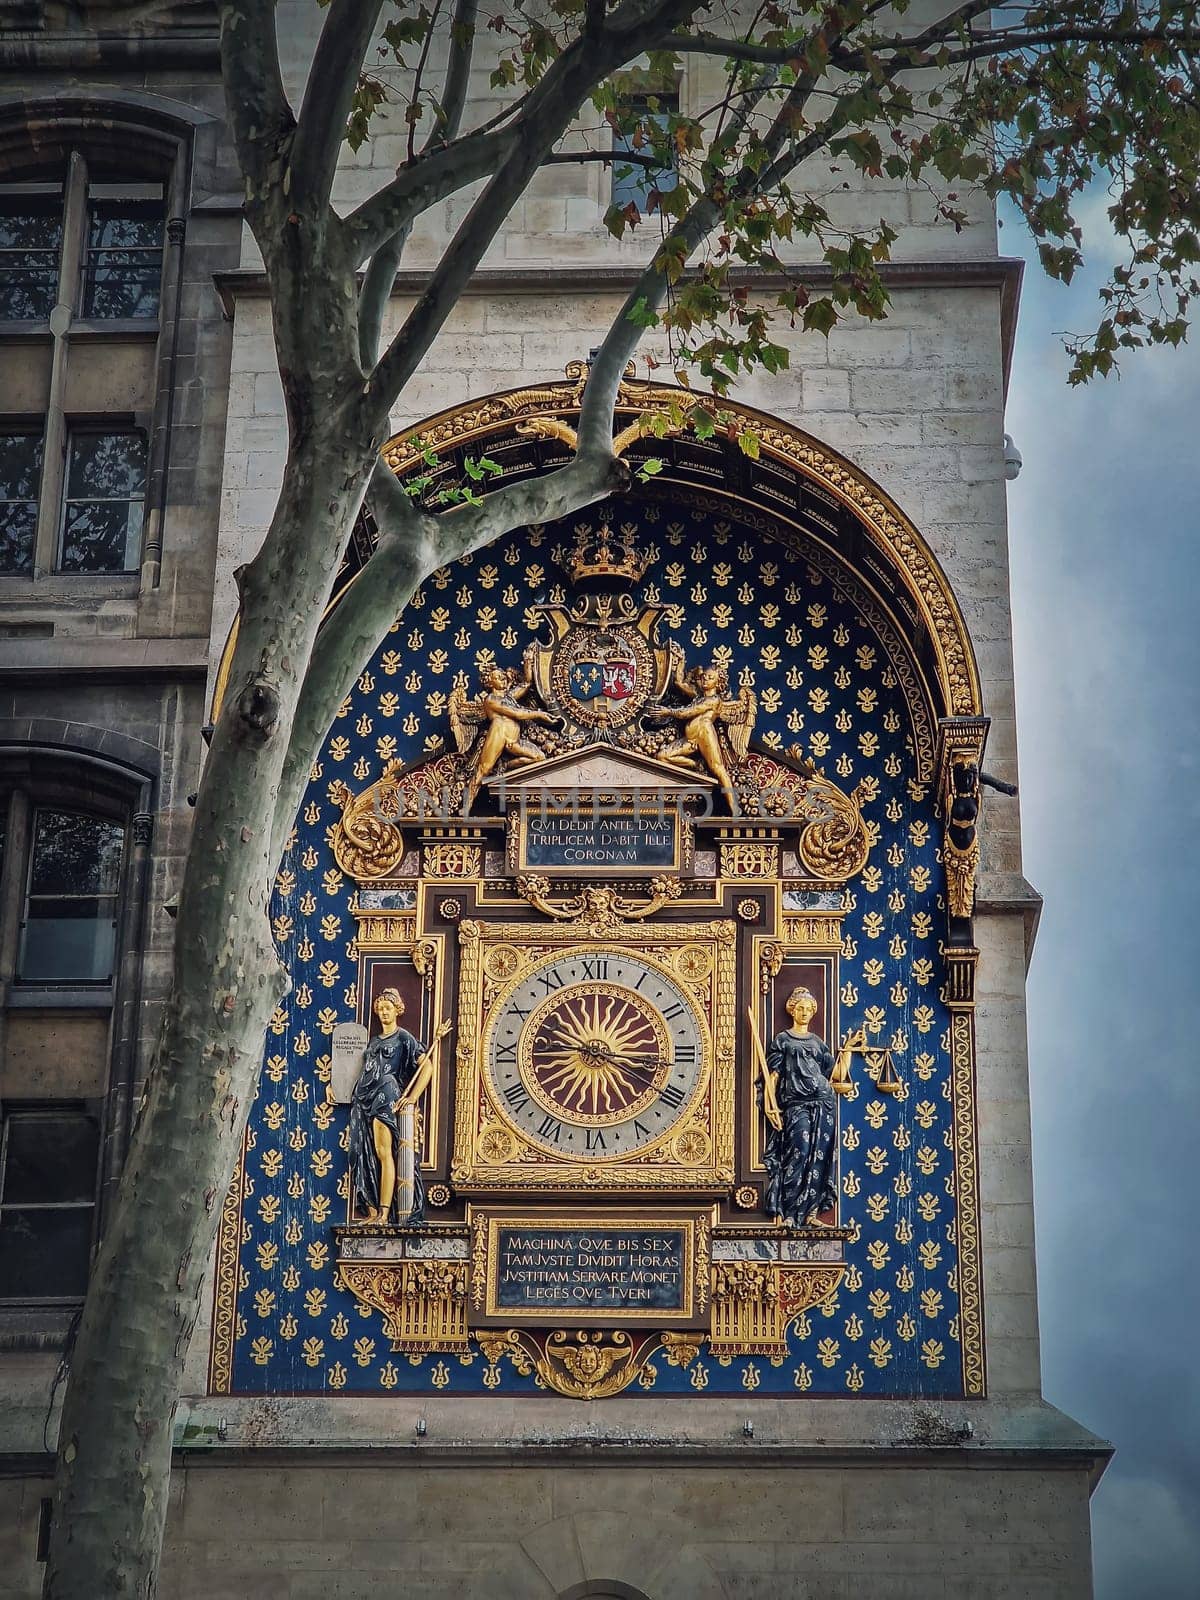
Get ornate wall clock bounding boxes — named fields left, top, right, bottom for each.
left=211, top=486, right=988, bottom=1405
left=451, top=918, right=737, bottom=1191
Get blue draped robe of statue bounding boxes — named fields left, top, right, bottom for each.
left=349, top=1027, right=425, bottom=1224
left=762, top=1028, right=838, bottom=1225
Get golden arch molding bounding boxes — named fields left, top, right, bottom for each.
left=212, top=372, right=982, bottom=745
left=379, top=369, right=981, bottom=725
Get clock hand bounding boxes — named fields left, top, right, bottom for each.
left=571, top=1047, right=674, bottom=1085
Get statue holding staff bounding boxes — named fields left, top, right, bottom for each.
left=349, top=988, right=451, bottom=1226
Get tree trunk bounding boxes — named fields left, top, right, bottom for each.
left=43, top=434, right=374, bottom=1599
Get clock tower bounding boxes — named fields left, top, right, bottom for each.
left=195, top=368, right=1104, bottom=1598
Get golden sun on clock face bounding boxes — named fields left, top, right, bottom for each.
left=524, top=984, right=672, bottom=1126
left=484, top=949, right=707, bottom=1160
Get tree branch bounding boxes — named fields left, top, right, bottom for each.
left=292, top=0, right=387, bottom=205
left=272, top=447, right=629, bottom=863
left=437, top=0, right=480, bottom=141
left=341, top=126, right=518, bottom=266
left=579, top=65, right=820, bottom=456
left=358, top=232, right=408, bottom=370
left=862, top=26, right=1200, bottom=73
left=365, top=2, right=704, bottom=414
left=354, top=0, right=481, bottom=362
left=217, top=0, right=295, bottom=194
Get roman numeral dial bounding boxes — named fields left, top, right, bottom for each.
left=484, top=948, right=708, bottom=1160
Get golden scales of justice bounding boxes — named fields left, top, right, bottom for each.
left=745, top=1008, right=902, bottom=1128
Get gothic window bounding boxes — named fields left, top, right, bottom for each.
left=0, top=779, right=137, bottom=1310
left=0, top=170, right=164, bottom=327
left=58, top=429, right=147, bottom=574
left=0, top=429, right=42, bottom=575
left=611, top=91, right=680, bottom=213
left=17, top=809, right=125, bottom=985
left=0, top=139, right=175, bottom=583
left=81, top=194, right=165, bottom=321
left=0, top=1105, right=100, bottom=1301
left=0, top=193, right=62, bottom=321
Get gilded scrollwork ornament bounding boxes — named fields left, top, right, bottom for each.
left=516, top=875, right=683, bottom=930
left=329, top=763, right=407, bottom=881
left=475, top=1326, right=704, bottom=1399
left=335, top=1258, right=470, bottom=1353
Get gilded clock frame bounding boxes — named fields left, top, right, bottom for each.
left=451, top=915, right=737, bottom=1192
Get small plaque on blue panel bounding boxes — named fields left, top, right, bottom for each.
left=521, top=811, right=678, bottom=873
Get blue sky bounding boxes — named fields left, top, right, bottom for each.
left=1004, top=208, right=1200, bottom=1597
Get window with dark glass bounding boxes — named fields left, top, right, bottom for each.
left=57, top=429, right=147, bottom=574
left=82, top=195, right=165, bottom=320
left=17, top=809, right=125, bottom=984
left=0, top=1109, right=99, bottom=1299
left=0, top=431, right=43, bottom=576
left=0, top=191, right=63, bottom=322
left=611, top=93, right=680, bottom=213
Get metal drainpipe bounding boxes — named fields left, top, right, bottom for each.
left=100, top=800, right=154, bottom=1226
left=141, top=143, right=192, bottom=591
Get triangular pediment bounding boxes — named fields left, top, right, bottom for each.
left=484, top=743, right=716, bottom=794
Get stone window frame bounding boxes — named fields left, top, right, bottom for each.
left=609, top=77, right=682, bottom=216
left=0, top=748, right=153, bottom=1330
left=0, top=112, right=192, bottom=588
left=0, top=1099, right=103, bottom=1307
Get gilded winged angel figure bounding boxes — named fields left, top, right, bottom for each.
left=649, top=662, right=756, bottom=800
left=448, top=663, right=557, bottom=805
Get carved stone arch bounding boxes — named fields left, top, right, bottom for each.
left=520, top=1511, right=726, bottom=1600
left=558, top=1584, right=654, bottom=1600
left=0, top=87, right=215, bottom=181
left=211, top=376, right=983, bottom=780
left=0, top=718, right=158, bottom=796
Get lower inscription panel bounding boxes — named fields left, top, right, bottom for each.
left=472, top=1206, right=713, bottom=1327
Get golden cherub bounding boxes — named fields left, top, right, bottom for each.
left=448, top=663, right=557, bottom=805
left=649, top=661, right=756, bottom=800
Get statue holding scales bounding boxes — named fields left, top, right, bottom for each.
left=747, top=989, right=862, bottom=1227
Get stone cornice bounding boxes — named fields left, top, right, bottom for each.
left=213, top=258, right=1025, bottom=392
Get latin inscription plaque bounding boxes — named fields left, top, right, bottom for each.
left=473, top=1208, right=711, bottom=1326
left=495, top=1226, right=687, bottom=1312
left=522, top=812, right=677, bottom=872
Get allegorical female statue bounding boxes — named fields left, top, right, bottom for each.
left=759, top=986, right=844, bottom=1226
left=349, top=988, right=450, bottom=1226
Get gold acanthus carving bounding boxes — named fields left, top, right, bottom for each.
left=380, top=372, right=980, bottom=721
left=335, top=1259, right=470, bottom=1353
left=797, top=772, right=873, bottom=880
left=719, top=842, right=778, bottom=880
left=736, top=751, right=871, bottom=881
left=944, top=836, right=980, bottom=921
left=330, top=753, right=465, bottom=882
left=476, top=1326, right=704, bottom=1400
left=516, top=876, right=683, bottom=931
left=424, top=842, right=482, bottom=880
left=329, top=768, right=407, bottom=881
left=709, top=1263, right=845, bottom=1360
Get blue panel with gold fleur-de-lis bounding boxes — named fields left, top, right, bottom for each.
left=215, top=494, right=969, bottom=1400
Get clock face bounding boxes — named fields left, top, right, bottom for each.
left=485, top=949, right=707, bottom=1159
